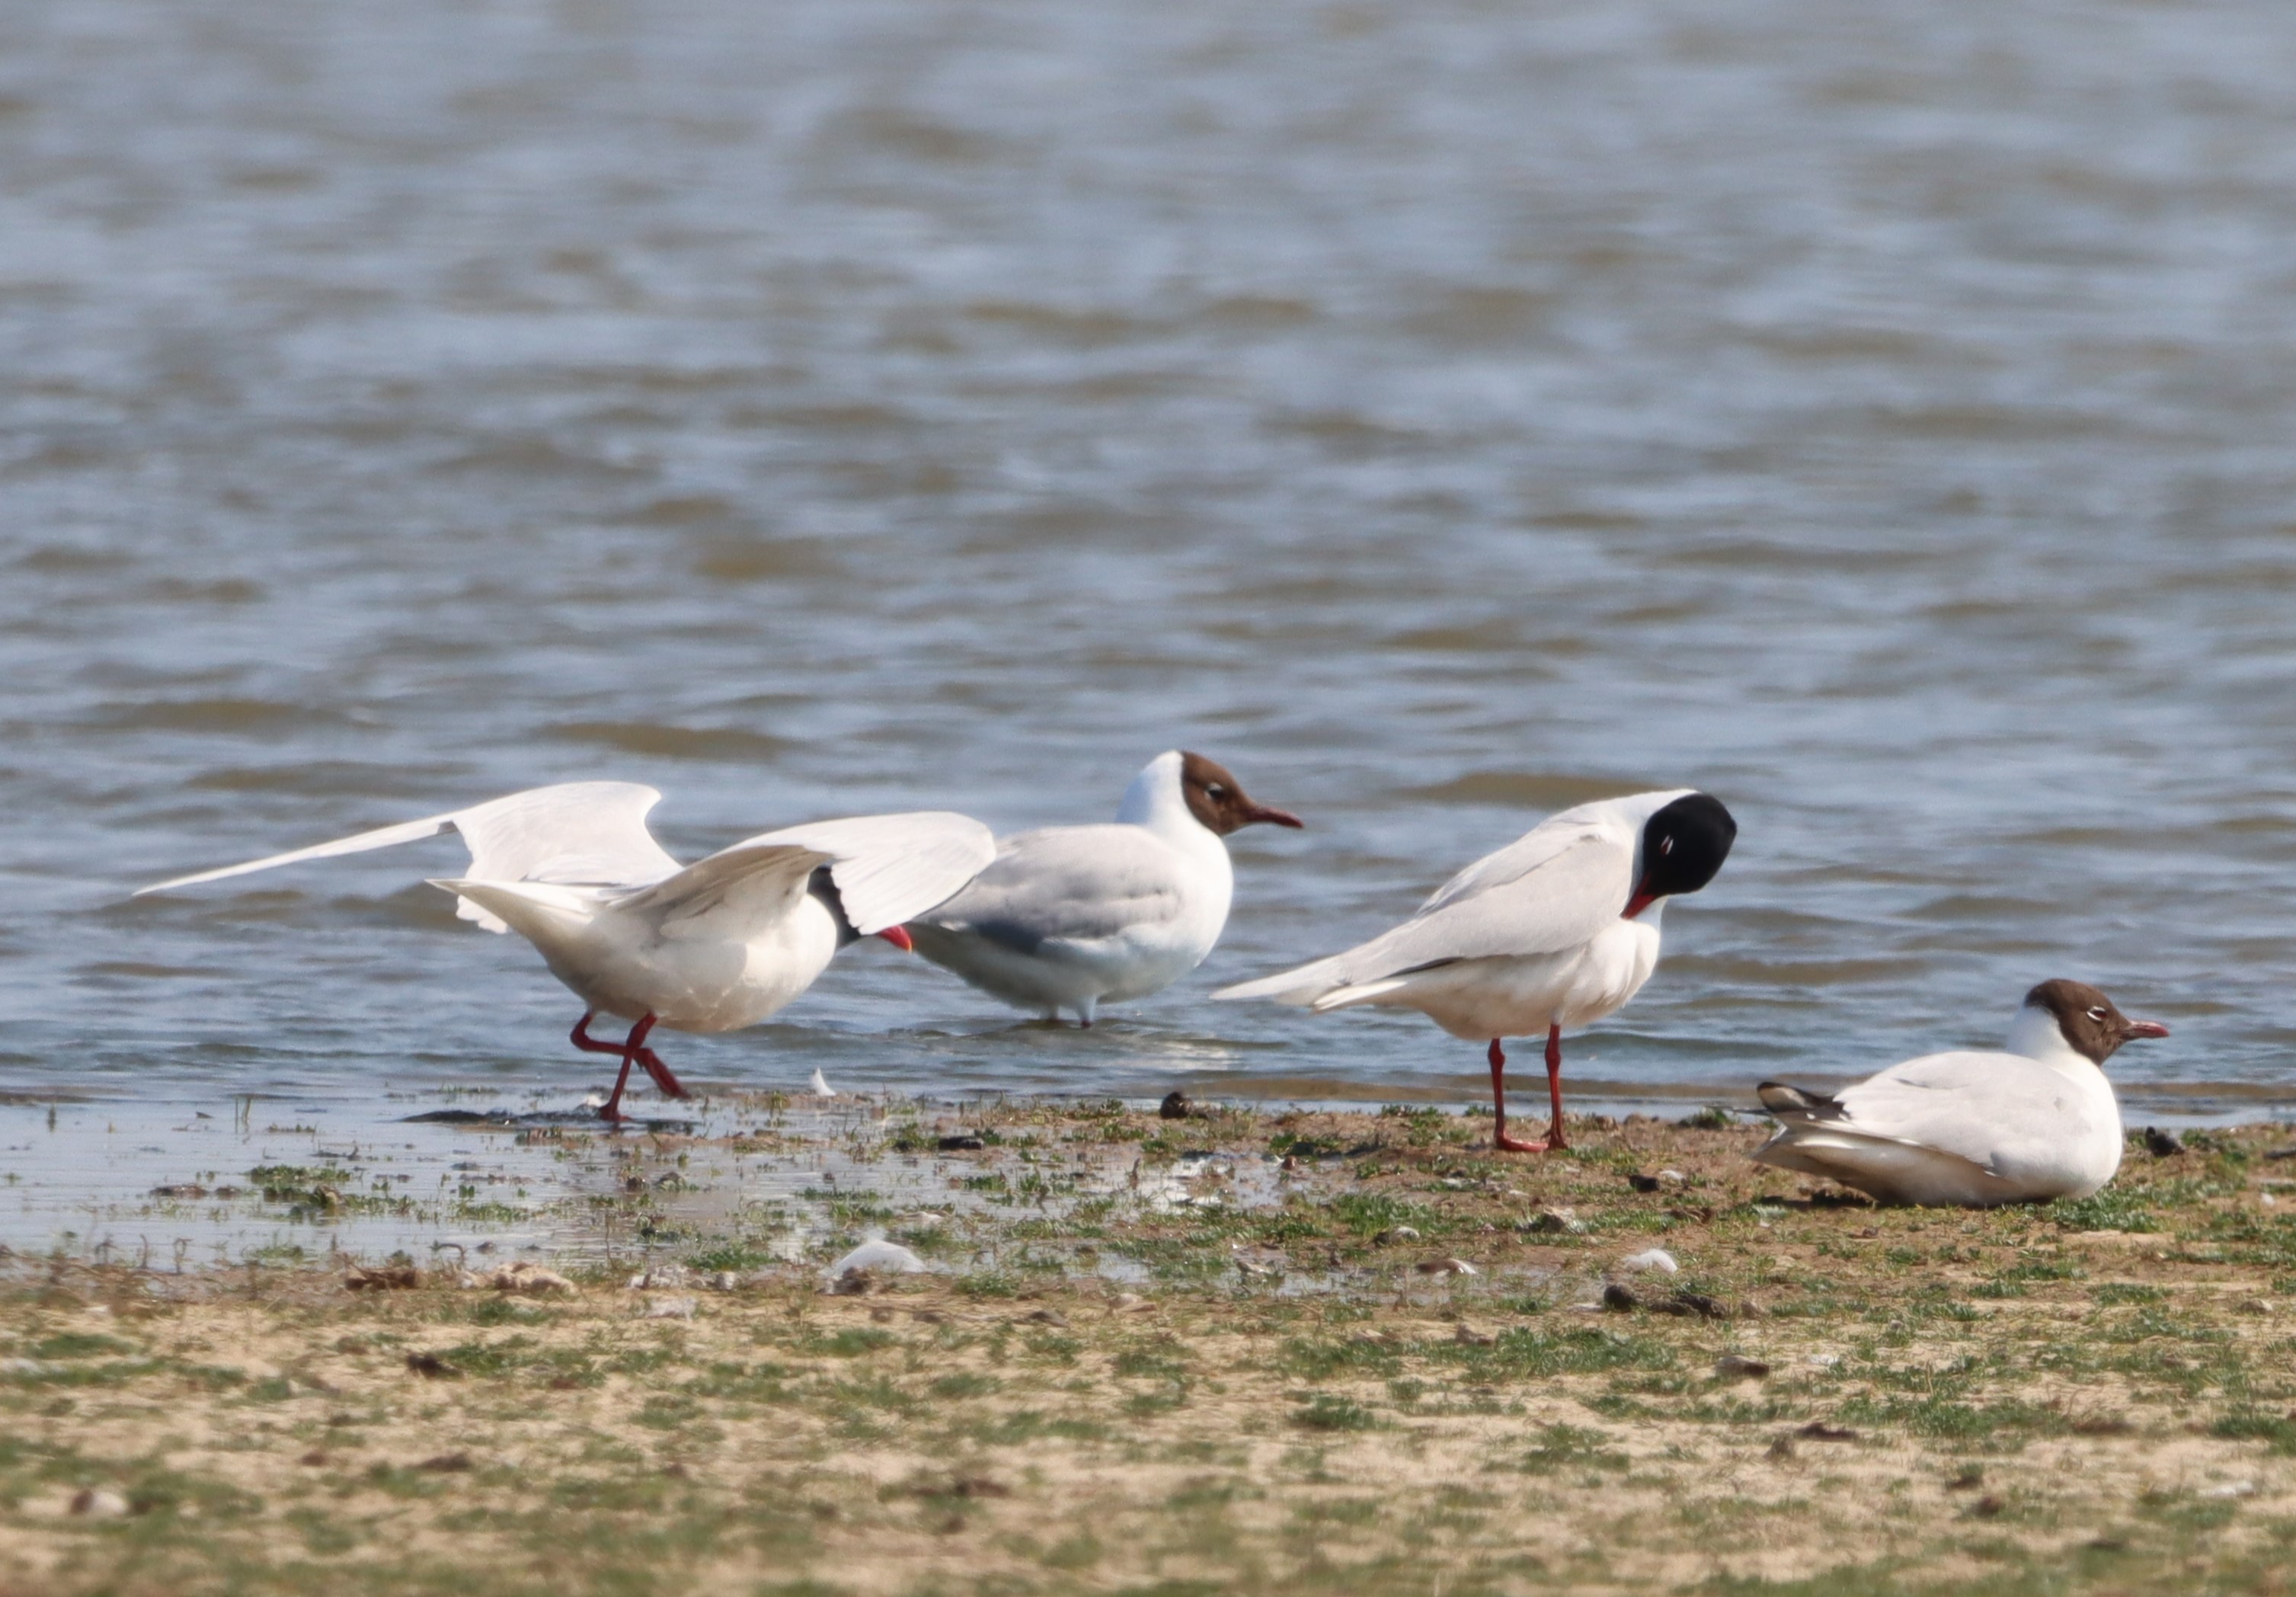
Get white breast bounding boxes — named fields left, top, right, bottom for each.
left=524, top=892, right=845, bottom=1033
left=1317, top=915, right=1660, bottom=1041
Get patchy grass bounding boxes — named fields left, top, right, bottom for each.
left=5, top=1107, right=2296, bottom=1595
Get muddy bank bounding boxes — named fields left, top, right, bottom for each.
left=4, top=1106, right=2296, bottom=1595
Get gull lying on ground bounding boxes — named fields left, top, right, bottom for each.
left=1751, top=979, right=2169, bottom=1206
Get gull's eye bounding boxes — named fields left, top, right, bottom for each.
left=2086, top=1006, right=2108, bottom=1023
left=1658, top=836, right=1674, bottom=856
left=1206, top=783, right=1226, bottom=798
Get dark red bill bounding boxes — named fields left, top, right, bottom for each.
left=877, top=925, right=914, bottom=952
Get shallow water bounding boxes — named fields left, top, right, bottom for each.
left=5, top=0, right=2296, bottom=1250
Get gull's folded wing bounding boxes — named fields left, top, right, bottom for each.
left=1216, top=828, right=1631, bottom=1004
left=911, top=825, right=1185, bottom=954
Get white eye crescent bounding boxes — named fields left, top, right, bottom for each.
left=1658, top=837, right=1674, bottom=856
left=2085, top=1006, right=2108, bottom=1022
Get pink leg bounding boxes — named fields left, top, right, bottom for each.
left=570, top=1012, right=667, bottom=1122
left=1542, top=1023, right=1570, bottom=1151
left=635, top=1042, right=689, bottom=1100
left=1488, top=1038, right=1548, bottom=1154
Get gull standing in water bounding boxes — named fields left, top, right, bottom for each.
left=1217, top=790, right=1735, bottom=1151
left=904, top=750, right=1303, bottom=1025
left=136, top=782, right=994, bottom=1120
left=1751, top=980, right=2168, bottom=1206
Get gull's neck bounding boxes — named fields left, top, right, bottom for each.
left=2005, top=1005, right=2090, bottom=1073
left=1115, top=751, right=1227, bottom=863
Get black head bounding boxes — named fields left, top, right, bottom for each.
left=1627, top=792, right=1736, bottom=916
left=1178, top=751, right=1304, bottom=837
left=2023, top=979, right=2170, bottom=1067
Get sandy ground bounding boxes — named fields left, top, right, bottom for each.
left=4, top=1102, right=2296, bottom=1595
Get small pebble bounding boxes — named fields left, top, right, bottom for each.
left=69, top=1489, right=129, bottom=1519
left=488, top=1263, right=576, bottom=1296
left=1523, top=1208, right=1588, bottom=1235
left=1620, top=1248, right=1679, bottom=1274
left=1159, top=1091, right=1191, bottom=1121
left=825, top=1240, right=926, bottom=1282
left=935, top=1135, right=986, bottom=1151
left=1601, top=1283, right=1639, bottom=1312
left=643, top=1296, right=698, bottom=1320
left=2142, top=1127, right=2186, bottom=1157
left=1415, top=1257, right=1479, bottom=1276
left=1376, top=1224, right=1421, bottom=1243
left=1796, top=1421, right=1859, bottom=1442
left=1714, top=1355, right=1771, bottom=1381
left=1453, top=1322, right=1496, bottom=1347
left=2202, top=1480, right=2259, bottom=1499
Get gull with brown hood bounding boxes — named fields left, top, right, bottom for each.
left=1751, top=980, right=2170, bottom=1206
left=904, top=750, right=1303, bottom=1025
left=1217, top=789, right=1736, bottom=1152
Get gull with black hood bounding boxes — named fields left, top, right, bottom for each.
left=1217, top=789, right=1736, bottom=1152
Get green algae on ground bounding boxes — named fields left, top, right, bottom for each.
left=3, top=1104, right=2296, bottom=1595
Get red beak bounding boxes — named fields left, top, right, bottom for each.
left=1623, top=882, right=1656, bottom=920
left=876, top=925, right=914, bottom=952
left=2121, top=1019, right=2170, bottom=1040
left=1243, top=804, right=1305, bottom=830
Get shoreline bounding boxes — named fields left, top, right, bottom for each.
left=4, top=1103, right=2295, bottom=1595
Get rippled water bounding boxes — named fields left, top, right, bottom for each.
left=7, top=0, right=2296, bottom=1223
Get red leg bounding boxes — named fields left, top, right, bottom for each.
left=632, top=1019, right=688, bottom=1101
left=1488, top=1038, right=1547, bottom=1154
left=570, top=1013, right=624, bottom=1056
left=571, top=1012, right=673, bottom=1122
left=597, top=1049, right=637, bottom=1124
left=1542, top=1023, right=1569, bottom=1151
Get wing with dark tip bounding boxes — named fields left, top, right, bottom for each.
left=1757, top=1083, right=1846, bottom=1121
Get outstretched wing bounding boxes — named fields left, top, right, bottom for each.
left=591, top=842, right=830, bottom=940
left=671, top=810, right=996, bottom=937
left=1215, top=826, right=1632, bottom=1004
left=135, top=782, right=682, bottom=933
